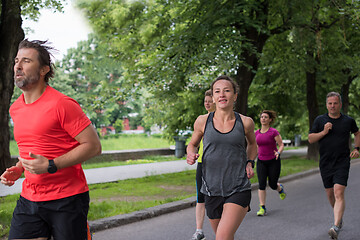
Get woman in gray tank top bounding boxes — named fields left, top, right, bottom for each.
left=187, top=75, right=257, bottom=240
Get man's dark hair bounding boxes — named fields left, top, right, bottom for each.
left=18, top=39, right=56, bottom=82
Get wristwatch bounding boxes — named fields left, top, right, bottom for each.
left=247, top=159, right=255, bottom=168
left=47, top=159, right=58, bottom=174
left=355, top=147, right=360, bottom=151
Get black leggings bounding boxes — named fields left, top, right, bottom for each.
left=256, top=158, right=281, bottom=190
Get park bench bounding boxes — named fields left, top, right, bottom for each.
left=283, top=139, right=292, bottom=146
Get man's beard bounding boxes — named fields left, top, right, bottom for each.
left=14, top=70, right=41, bottom=90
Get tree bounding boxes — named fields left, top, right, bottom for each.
left=54, top=34, right=147, bottom=129
left=0, top=0, right=24, bottom=172
left=77, top=0, right=360, bottom=147
left=77, top=0, right=301, bottom=137
left=0, top=0, right=64, bottom=172
left=295, top=0, right=360, bottom=159
left=113, top=119, right=124, bottom=133
left=250, top=0, right=360, bottom=160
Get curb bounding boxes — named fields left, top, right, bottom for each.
left=90, top=197, right=196, bottom=232
left=89, top=158, right=360, bottom=233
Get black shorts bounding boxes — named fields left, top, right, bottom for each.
left=9, top=191, right=90, bottom=240
left=196, top=163, right=205, bottom=203
left=320, top=165, right=350, bottom=188
left=204, top=190, right=251, bottom=219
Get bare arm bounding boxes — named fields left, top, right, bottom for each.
left=242, top=116, right=257, bottom=160
left=308, top=122, right=332, bottom=144
left=186, top=115, right=207, bottom=165
left=21, top=124, right=102, bottom=174
left=350, top=131, right=360, bottom=158
left=241, top=115, right=257, bottom=179
left=54, top=124, right=101, bottom=169
left=274, top=134, right=284, bottom=159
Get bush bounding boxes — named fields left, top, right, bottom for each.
left=151, top=133, right=163, bottom=138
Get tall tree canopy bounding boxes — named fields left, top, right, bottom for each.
left=77, top=0, right=299, bottom=137
left=249, top=0, right=360, bottom=159
left=53, top=34, right=147, bottom=130
left=78, top=0, right=360, bottom=156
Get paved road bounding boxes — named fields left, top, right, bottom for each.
left=0, top=148, right=306, bottom=196
left=0, top=159, right=197, bottom=196
left=92, top=161, right=360, bottom=240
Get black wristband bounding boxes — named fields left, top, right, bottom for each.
left=247, top=159, right=255, bottom=168
left=355, top=147, right=360, bottom=151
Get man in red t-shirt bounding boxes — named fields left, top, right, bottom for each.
left=0, top=39, right=101, bottom=240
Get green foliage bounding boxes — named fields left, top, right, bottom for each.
left=76, top=0, right=295, bottom=135
left=249, top=0, right=360, bottom=138
left=113, top=119, right=124, bottom=133
left=36, top=0, right=360, bottom=140
left=143, top=85, right=208, bottom=139
left=20, top=0, right=65, bottom=21
left=52, top=34, right=146, bottom=128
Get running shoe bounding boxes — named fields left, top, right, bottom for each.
left=328, top=225, right=340, bottom=239
left=338, top=219, right=343, bottom=229
left=279, top=184, right=286, bottom=200
left=191, top=231, right=206, bottom=240
left=257, top=205, right=267, bottom=216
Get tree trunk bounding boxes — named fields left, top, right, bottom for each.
left=306, top=69, right=319, bottom=160
left=234, top=54, right=254, bottom=115
left=234, top=31, right=268, bottom=115
left=0, top=0, right=24, bottom=173
left=341, top=74, right=355, bottom=148
left=341, top=74, right=354, bottom=115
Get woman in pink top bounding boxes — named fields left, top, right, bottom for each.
left=255, top=110, right=286, bottom=216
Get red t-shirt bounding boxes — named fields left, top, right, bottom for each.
left=10, top=86, right=91, bottom=201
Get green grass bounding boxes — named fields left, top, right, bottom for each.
left=9, top=141, right=18, bottom=156
left=100, top=135, right=172, bottom=151
left=87, top=156, right=318, bottom=220
left=0, top=156, right=318, bottom=238
left=82, top=155, right=185, bottom=169
left=9, top=135, right=172, bottom=156
left=88, top=171, right=195, bottom=220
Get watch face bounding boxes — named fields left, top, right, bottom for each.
left=48, top=166, right=57, bottom=173
left=48, top=160, right=57, bottom=174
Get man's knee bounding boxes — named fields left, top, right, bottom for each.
left=334, top=184, right=346, bottom=200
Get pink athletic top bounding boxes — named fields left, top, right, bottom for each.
left=10, top=86, right=91, bottom=201
left=255, top=128, right=280, bottom=161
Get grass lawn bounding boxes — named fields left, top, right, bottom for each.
left=0, top=156, right=318, bottom=238
left=82, top=155, right=185, bottom=169
left=9, top=135, right=173, bottom=156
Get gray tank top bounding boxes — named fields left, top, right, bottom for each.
left=201, top=112, right=251, bottom=197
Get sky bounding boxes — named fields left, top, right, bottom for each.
left=22, top=0, right=92, bottom=60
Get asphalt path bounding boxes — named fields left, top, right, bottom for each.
left=0, top=148, right=306, bottom=196
left=92, top=161, right=360, bottom=240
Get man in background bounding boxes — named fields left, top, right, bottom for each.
left=308, top=91, right=360, bottom=240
